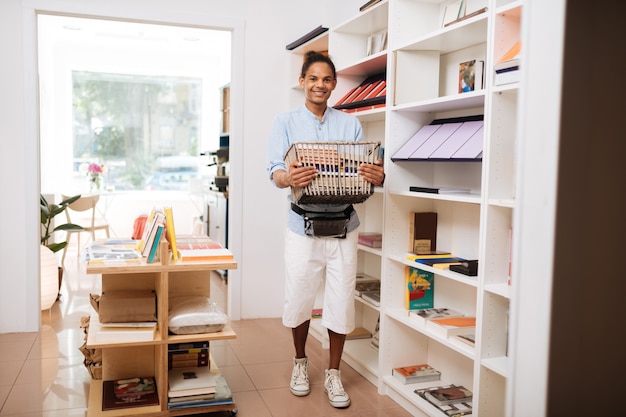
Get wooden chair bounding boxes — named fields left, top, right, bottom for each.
left=61, top=194, right=110, bottom=265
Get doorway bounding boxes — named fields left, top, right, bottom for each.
left=37, top=14, right=232, bottom=237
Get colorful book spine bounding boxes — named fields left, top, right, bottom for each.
left=147, top=223, right=164, bottom=263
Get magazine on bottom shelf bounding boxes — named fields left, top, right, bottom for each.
left=415, top=387, right=473, bottom=417
left=392, top=364, right=441, bottom=384
left=416, top=384, right=473, bottom=406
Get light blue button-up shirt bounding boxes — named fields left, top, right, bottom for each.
left=267, top=105, right=364, bottom=236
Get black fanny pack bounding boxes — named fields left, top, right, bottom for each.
left=291, top=203, right=354, bottom=239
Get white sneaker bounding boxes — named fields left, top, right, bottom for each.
left=324, top=368, right=351, bottom=408
left=290, top=357, right=310, bottom=396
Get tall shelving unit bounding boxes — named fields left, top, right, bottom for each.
left=287, top=0, right=523, bottom=416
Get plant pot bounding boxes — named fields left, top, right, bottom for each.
left=40, top=245, right=59, bottom=310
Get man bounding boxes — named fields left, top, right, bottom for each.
left=266, top=51, right=384, bottom=408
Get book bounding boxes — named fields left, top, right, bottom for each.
left=355, top=278, right=381, bottom=296
left=102, top=379, right=159, bottom=411
left=84, top=244, right=142, bottom=265
left=450, top=125, right=484, bottom=160
left=366, top=29, right=387, bottom=55
left=427, top=316, right=476, bottom=338
left=449, top=260, right=478, bottom=276
left=359, top=0, right=382, bottom=12
left=496, top=39, right=521, bottom=68
left=95, top=322, right=157, bottom=343
left=370, top=315, right=380, bottom=351
left=164, top=206, right=179, bottom=261
left=415, top=387, right=473, bottom=416
left=169, top=349, right=209, bottom=368
left=346, top=327, right=372, bottom=340
left=414, top=256, right=467, bottom=267
left=409, top=123, right=463, bottom=159
left=168, top=366, right=217, bottom=398
left=358, top=232, right=382, bottom=248
left=444, top=5, right=488, bottom=27
left=361, top=290, right=381, bottom=306
left=392, top=364, right=441, bottom=384
left=333, top=73, right=386, bottom=110
left=408, top=212, right=438, bottom=254
left=168, top=341, right=209, bottom=351
left=442, top=0, right=465, bottom=27
left=137, top=207, right=157, bottom=254
left=405, top=267, right=434, bottom=310
left=454, top=333, right=476, bottom=347
left=459, top=59, right=478, bottom=93
left=114, top=376, right=156, bottom=398
left=285, top=25, right=329, bottom=50
left=178, top=246, right=234, bottom=262
left=146, top=222, right=164, bottom=263
left=311, top=308, right=323, bottom=319
left=409, top=186, right=471, bottom=194
left=409, top=307, right=465, bottom=326
left=141, top=209, right=165, bottom=257
left=406, top=251, right=452, bottom=262
left=421, top=384, right=473, bottom=406
left=428, top=120, right=484, bottom=160
left=167, top=375, right=233, bottom=409
left=391, top=124, right=442, bottom=161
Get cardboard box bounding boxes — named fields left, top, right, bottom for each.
left=90, top=290, right=157, bottom=323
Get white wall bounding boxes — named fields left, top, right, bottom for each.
left=0, top=0, right=363, bottom=333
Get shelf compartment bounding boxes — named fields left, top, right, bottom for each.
left=482, top=205, right=513, bottom=288
left=330, top=0, right=389, bottom=70
left=394, top=42, right=487, bottom=105
left=384, top=195, right=481, bottom=259
left=485, top=89, right=519, bottom=201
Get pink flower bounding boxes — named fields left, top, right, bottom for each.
left=88, top=163, right=104, bottom=174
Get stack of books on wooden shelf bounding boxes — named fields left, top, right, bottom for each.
left=168, top=341, right=210, bottom=369
left=175, top=234, right=234, bottom=262
left=167, top=364, right=234, bottom=410
left=333, top=72, right=386, bottom=113
left=414, top=384, right=473, bottom=416
left=102, top=376, right=159, bottom=411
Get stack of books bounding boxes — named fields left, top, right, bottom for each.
left=494, top=40, right=521, bottom=85
left=175, top=234, right=234, bottom=262
left=167, top=367, right=234, bottom=410
left=358, top=232, right=382, bottom=248
left=168, top=341, right=210, bottom=369
left=333, top=73, right=386, bottom=112
left=102, top=376, right=159, bottom=411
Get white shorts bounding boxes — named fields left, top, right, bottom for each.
left=282, top=228, right=358, bottom=335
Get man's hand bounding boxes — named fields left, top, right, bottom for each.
left=273, top=161, right=318, bottom=189
left=358, top=158, right=385, bottom=186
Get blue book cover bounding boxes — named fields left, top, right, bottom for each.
left=405, top=266, right=434, bottom=310
left=147, top=224, right=164, bottom=263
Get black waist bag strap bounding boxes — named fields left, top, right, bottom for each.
left=291, top=203, right=354, bottom=238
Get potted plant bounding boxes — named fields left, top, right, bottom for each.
left=40, top=194, right=84, bottom=307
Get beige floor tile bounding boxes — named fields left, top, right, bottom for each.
left=1, top=379, right=89, bottom=415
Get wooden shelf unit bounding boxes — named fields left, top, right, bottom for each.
left=85, top=241, right=238, bottom=417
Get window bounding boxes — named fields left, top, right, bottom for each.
left=72, top=71, right=203, bottom=190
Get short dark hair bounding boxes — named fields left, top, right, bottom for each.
left=300, top=51, right=336, bottom=79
